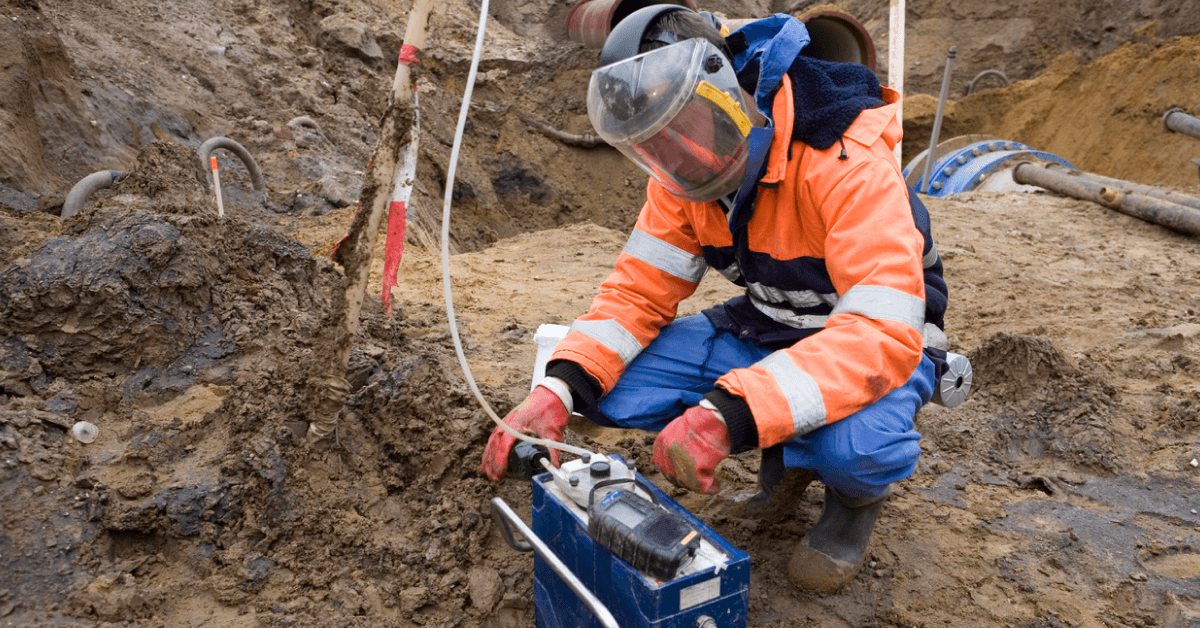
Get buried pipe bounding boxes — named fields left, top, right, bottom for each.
left=1012, top=161, right=1200, bottom=237
left=62, top=170, right=124, bottom=218
left=287, top=116, right=325, bottom=138
left=1163, top=108, right=1200, bottom=142
left=567, top=0, right=877, bottom=71
left=966, top=69, right=1010, bottom=95
left=793, top=7, right=877, bottom=71
left=197, top=137, right=266, bottom=192
left=722, top=8, right=878, bottom=71
left=565, top=0, right=696, bottom=48
left=1042, top=162, right=1200, bottom=212
left=520, top=116, right=605, bottom=148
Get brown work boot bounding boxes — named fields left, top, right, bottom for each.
left=787, top=485, right=890, bottom=593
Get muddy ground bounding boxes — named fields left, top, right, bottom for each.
left=1, top=0, right=1199, bottom=626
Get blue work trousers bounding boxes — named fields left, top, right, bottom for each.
left=579, top=314, right=935, bottom=500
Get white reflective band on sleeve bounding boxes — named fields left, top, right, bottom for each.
left=923, top=322, right=949, bottom=351
left=746, top=281, right=837, bottom=309
left=757, top=351, right=826, bottom=436
left=570, top=319, right=644, bottom=366
left=624, top=229, right=708, bottom=283
left=749, top=298, right=829, bottom=329
left=831, top=285, right=925, bottom=330
left=716, top=262, right=742, bottom=282
left=923, top=243, right=940, bottom=269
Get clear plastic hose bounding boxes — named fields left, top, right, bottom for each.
left=439, top=0, right=594, bottom=461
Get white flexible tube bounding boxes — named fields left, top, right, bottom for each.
left=439, top=0, right=594, bottom=461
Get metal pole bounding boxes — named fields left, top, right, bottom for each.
left=1163, top=108, right=1200, bottom=142
left=489, top=498, right=621, bottom=628
left=1043, top=163, right=1200, bottom=212
left=888, top=0, right=905, bottom=166
left=1012, top=162, right=1200, bottom=237
left=921, top=46, right=956, bottom=193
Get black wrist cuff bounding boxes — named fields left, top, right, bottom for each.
left=545, top=360, right=602, bottom=412
left=706, top=387, right=758, bottom=454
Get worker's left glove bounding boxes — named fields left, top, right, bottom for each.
left=652, top=405, right=731, bottom=495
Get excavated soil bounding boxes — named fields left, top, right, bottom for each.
left=1, top=0, right=1199, bottom=627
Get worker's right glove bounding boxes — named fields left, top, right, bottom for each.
left=481, top=385, right=569, bottom=481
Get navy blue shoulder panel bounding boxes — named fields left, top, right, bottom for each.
left=909, top=190, right=948, bottom=329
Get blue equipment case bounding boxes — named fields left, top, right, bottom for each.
left=530, top=467, right=751, bottom=628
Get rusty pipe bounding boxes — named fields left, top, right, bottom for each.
left=565, top=0, right=696, bottom=48
left=1012, top=162, right=1200, bottom=237
left=1163, top=108, right=1200, bottom=142
left=723, top=8, right=877, bottom=71
left=1042, top=163, right=1200, bottom=212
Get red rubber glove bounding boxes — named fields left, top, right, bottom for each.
left=652, top=405, right=731, bottom=495
left=481, top=385, right=568, bottom=481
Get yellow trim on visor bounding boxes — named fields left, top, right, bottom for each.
left=695, top=81, right=752, bottom=137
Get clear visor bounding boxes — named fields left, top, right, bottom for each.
left=588, top=38, right=752, bottom=202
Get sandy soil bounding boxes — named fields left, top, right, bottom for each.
left=1, top=0, right=1198, bottom=627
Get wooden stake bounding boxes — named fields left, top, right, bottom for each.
left=308, top=0, right=436, bottom=444
left=889, top=0, right=905, bottom=167
left=211, top=156, right=225, bottom=218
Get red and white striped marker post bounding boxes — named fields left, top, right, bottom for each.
left=210, top=156, right=225, bottom=218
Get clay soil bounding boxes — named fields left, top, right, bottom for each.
left=1, top=0, right=1199, bottom=627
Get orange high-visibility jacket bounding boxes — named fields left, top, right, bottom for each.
left=552, top=81, right=932, bottom=450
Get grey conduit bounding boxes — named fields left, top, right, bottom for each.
left=287, top=116, right=325, bottom=137
left=967, top=69, right=1010, bottom=95
left=198, top=137, right=265, bottom=192
left=1163, top=108, right=1200, bottom=142
left=61, top=170, right=123, bottom=218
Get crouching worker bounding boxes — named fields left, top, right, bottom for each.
left=481, top=5, right=949, bottom=593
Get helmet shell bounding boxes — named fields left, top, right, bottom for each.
left=598, top=4, right=694, bottom=67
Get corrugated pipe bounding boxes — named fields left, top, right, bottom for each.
left=1012, top=162, right=1200, bottom=237
left=1042, top=163, right=1200, bottom=212
left=198, top=137, right=265, bottom=193
left=1163, top=108, right=1200, bottom=142
left=62, top=170, right=124, bottom=218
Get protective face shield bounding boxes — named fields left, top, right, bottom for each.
left=588, top=37, right=753, bottom=203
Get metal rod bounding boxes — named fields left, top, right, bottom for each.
left=921, top=46, right=956, bottom=193
left=1163, top=108, right=1200, bottom=142
left=1043, top=163, right=1200, bottom=212
left=489, top=498, right=621, bottom=628
left=1013, top=162, right=1200, bottom=237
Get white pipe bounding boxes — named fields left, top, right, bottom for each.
left=888, top=0, right=905, bottom=166
left=438, top=0, right=595, bottom=461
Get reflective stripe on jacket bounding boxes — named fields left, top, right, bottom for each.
left=552, top=81, right=928, bottom=449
